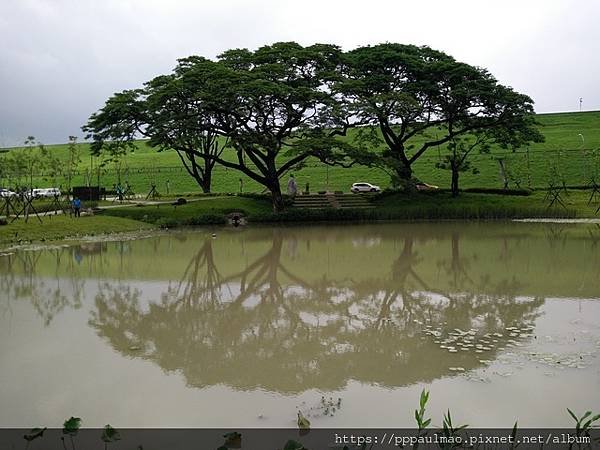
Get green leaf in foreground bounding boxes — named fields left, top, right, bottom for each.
left=284, top=440, right=305, bottom=450
left=101, top=424, right=121, bottom=443
left=63, top=416, right=82, bottom=436
left=223, top=431, right=242, bottom=446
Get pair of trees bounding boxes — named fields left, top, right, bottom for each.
left=83, top=42, right=543, bottom=210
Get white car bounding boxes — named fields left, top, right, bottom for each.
left=351, top=182, right=381, bottom=193
left=32, top=188, right=61, bottom=198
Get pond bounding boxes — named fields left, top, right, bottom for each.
left=1, top=222, right=599, bottom=428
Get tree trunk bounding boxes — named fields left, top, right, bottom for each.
left=395, top=162, right=413, bottom=181
left=497, top=159, right=509, bottom=190
left=269, top=182, right=285, bottom=212
left=200, top=169, right=211, bottom=194
left=451, top=167, right=460, bottom=197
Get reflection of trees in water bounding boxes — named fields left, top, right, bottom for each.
left=588, top=224, right=600, bottom=249
left=89, top=230, right=544, bottom=393
left=171, top=236, right=229, bottom=308
left=440, top=232, right=474, bottom=293
left=0, top=254, right=17, bottom=319
left=0, top=240, right=143, bottom=325
left=0, top=247, right=85, bottom=326
left=433, top=232, right=542, bottom=331
left=544, top=224, right=568, bottom=249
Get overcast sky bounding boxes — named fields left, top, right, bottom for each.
left=0, top=0, right=597, bottom=146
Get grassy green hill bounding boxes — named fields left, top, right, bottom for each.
left=1, top=111, right=599, bottom=195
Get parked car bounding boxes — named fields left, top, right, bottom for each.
left=351, top=182, right=381, bottom=193
left=0, top=188, right=17, bottom=198
left=416, top=183, right=439, bottom=191
left=32, top=188, right=61, bottom=198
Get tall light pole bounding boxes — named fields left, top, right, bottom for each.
left=580, top=97, right=583, bottom=111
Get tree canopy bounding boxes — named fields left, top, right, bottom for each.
left=85, top=42, right=356, bottom=210
left=336, top=43, right=543, bottom=186
left=83, top=41, right=543, bottom=209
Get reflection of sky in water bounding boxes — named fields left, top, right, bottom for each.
left=0, top=222, right=599, bottom=427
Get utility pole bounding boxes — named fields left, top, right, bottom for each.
left=580, top=97, right=583, bottom=112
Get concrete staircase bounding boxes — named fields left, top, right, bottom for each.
left=292, top=193, right=374, bottom=210
left=292, top=194, right=332, bottom=209
left=332, top=193, right=374, bottom=209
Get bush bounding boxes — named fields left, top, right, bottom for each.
left=389, top=176, right=421, bottom=193
left=147, top=213, right=227, bottom=227
left=182, top=192, right=232, bottom=198
left=237, top=192, right=294, bottom=207
left=155, top=217, right=179, bottom=229
left=187, top=214, right=227, bottom=225
left=249, top=207, right=379, bottom=223
left=377, top=188, right=406, bottom=199
left=237, top=192, right=270, bottom=200
left=463, top=187, right=532, bottom=196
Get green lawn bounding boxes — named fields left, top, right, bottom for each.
left=0, top=215, right=154, bottom=247
left=1, top=111, right=599, bottom=195
left=102, top=196, right=273, bottom=225
left=100, top=189, right=599, bottom=224
left=373, top=190, right=597, bottom=220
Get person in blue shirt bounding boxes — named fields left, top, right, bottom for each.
left=116, top=183, right=124, bottom=201
left=72, top=197, right=82, bottom=217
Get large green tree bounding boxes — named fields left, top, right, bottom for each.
left=83, top=71, right=226, bottom=194
left=84, top=43, right=355, bottom=209
left=83, top=83, right=225, bottom=193
left=144, top=61, right=227, bottom=194
left=336, top=43, right=543, bottom=186
left=190, top=42, right=356, bottom=210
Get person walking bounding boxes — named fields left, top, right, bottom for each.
left=287, top=174, right=298, bottom=198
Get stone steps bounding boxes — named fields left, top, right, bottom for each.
left=293, top=195, right=333, bottom=209
left=292, top=193, right=375, bottom=210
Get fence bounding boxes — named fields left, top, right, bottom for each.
left=1, top=147, right=598, bottom=193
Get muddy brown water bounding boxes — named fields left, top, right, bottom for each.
left=1, top=222, right=599, bottom=427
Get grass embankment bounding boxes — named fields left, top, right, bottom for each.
left=372, top=190, right=595, bottom=220
left=1, top=111, right=599, bottom=194
left=102, top=196, right=274, bottom=226
left=1, top=189, right=597, bottom=247
left=0, top=215, right=154, bottom=248
left=100, top=190, right=598, bottom=226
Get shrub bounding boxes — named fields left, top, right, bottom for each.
left=155, top=217, right=179, bottom=229
left=463, top=187, right=532, bottom=196
left=187, top=214, right=227, bottom=225
left=237, top=192, right=271, bottom=200
left=249, top=207, right=379, bottom=223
